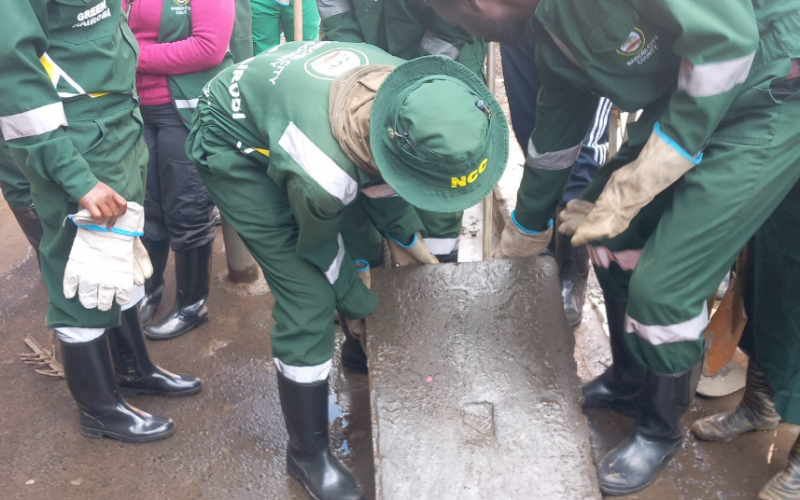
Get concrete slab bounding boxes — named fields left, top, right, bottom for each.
left=367, top=256, right=602, bottom=500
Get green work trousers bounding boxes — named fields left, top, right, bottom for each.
left=750, top=179, right=800, bottom=425
left=417, top=209, right=462, bottom=262
left=251, top=0, right=320, bottom=55
left=12, top=95, right=147, bottom=329
left=586, top=42, right=800, bottom=374
left=193, top=134, right=376, bottom=368
left=0, top=137, right=32, bottom=209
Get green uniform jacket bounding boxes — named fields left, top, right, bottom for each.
left=318, top=0, right=487, bottom=77
left=188, top=41, right=425, bottom=313
left=514, top=0, right=798, bottom=231
left=0, top=0, right=138, bottom=203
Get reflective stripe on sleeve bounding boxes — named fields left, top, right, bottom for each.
left=526, top=140, right=581, bottom=171
left=175, top=98, right=199, bottom=109
left=424, top=237, right=459, bottom=255
left=588, top=245, right=642, bottom=272
left=317, top=0, right=351, bottom=20
left=0, top=102, right=68, bottom=141
left=324, top=234, right=347, bottom=285
left=678, top=52, right=755, bottom=98
left=278, top=122, right=358, bottom=205
left=625, top=302, right=708, bottom=345
left=360, top=183, right=398, bottom=199
left=420, top=31, right=460, bottom=60
left=274, top=358, right=332, bottom=383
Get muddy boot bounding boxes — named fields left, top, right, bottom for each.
left=598, top=360, right=702, bottom=496
left=11, top=204, right=44, bottom=259
left=692, top=361, right=780, bottom=441
left=582, top=297, right=645, bottom=416
left=60, top=333, right=174, bottom=443
left=109, top=307, right=202, bottom=397
left=278, top=371, right=366, bottom=500
left=339, top=312, right=368, bottom=374
left=557, top=229, right=589, bottom=329
left=139, top=237, right=170, bottom=326
left=436, top=248, right=459, bottom=263
left=759, top=434, right=800, bottom=500
left=146, top=243, right=212, bottom=340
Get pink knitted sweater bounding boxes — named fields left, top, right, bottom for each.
left=125, top=0, right=234, bottom=106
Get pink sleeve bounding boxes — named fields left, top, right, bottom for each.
left=137, top=0, right=235, bottom=76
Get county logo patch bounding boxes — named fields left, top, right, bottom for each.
left=305, top=49, right=368, bottom=80
left=173, top=0, right=190, bottom=6
left=617, top=28, right=645, bottom=56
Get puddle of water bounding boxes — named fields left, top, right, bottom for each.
left=328, top=392, right=351, bottom=456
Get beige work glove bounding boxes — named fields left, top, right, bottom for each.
left=343, top=260, right=371, bottom=344
left=493, top=211, right=553, bottom=259
left=63, top=202, right=152, bottom=311
left=387, top=232, right=439, bottom=266
left=133, top=237, right=153, bottom=286
left=558, top=199, right=594, bottom=238
left=565, top=128, right=700, bottom=246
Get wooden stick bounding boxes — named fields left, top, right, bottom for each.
left=483, top=43, right=497, bottom=260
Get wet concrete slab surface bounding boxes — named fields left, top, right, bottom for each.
left=367, top=256, right=602, bottom=500
left=0, top=217, right=798, bottom=500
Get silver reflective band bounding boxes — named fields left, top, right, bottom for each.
left=274, top=358, right=332, bottom=383
left=55, top=327, right=105, bottom=343
left=545, top=29, right=582, bottom=68
left=526, top=140, right=581, bottom=171
left=317, top=0, right=351, bottom=20
left=0, top=102, right=67, bottom=141
left=678, top=52, right=755, bottom=98
left=279, top=122, right=358, bottom=205
left=324, top=234, right=347, bottom=285
left=625, top=302, right=708, bottom=345
left=420, top=31, right=460, bottom=60
left=175, top=98, right=199, bottom=109
left=360, top=184, right=398, bottom=199
left=424, top=237, right=459, bottom=255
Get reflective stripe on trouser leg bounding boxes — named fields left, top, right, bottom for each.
left=274, top=358, right=332, bottom=383
left=56, top=327, right=105, bottom=343
left=193, top=141, right=338, bottom=368
left=415, top=209, right=462, bottom=259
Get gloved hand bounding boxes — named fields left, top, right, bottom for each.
left=558, top=199, right=594, bottom=237
left=63, top=202, right=151, bottom=311
left=493, top=210, right=553, bottom=259
left=133, top=237, right=153, bottom=286
left=566, top=125, right=701, bottom=246
left=387, top=232, right=439, bottom=266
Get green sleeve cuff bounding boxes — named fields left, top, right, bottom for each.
left=51, top=155, right=99, bottom=203
left=333, top=254, right=378, bottom=319
left=514, top=166, right=572, bottom=231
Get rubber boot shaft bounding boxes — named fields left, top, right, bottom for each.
left=59, top=334, right=174, bottom=443
left=759, top=434, right=800, bottom=500
left=11, top=204, right=43, bottom=258
left=582, top=297, right=645, bottom=415
left=557, top=228, right=589, bottom=328
left=277, top=371, right=366, bottom=500
left=109, top=307, right=202, bottom=397
left=598, top=361, right=702, bottom=496
left=692, top=361, right=780, bottom=441
left=139, top=237, right=170, bottom=326
left=145, top=243, right=212, bottom=340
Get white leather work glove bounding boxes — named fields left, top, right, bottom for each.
left=387, top=232, right=440, bottom=266
left=133, top=237, right=153, bottom=286
left=63, top=201, right=150, bottom=311
left=493, top=210, right=553, bottom=259
left=567, top=126, right=701, bottom=247
left=558, top=199, right=594, bottom=238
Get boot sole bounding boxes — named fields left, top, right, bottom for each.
left=80, top=425, right=174, bottom=443
left=693, top=422, right=779, bottom=442
left=145, top=315, right=209, bottom=341
left=287, top=462, right=324, bottom=500
left=599, top=441, right=681, bottom=496
left=119, top=385, right=203, bottom=398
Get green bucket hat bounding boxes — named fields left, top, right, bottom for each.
left=370, top=56, right=509, bottom=213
